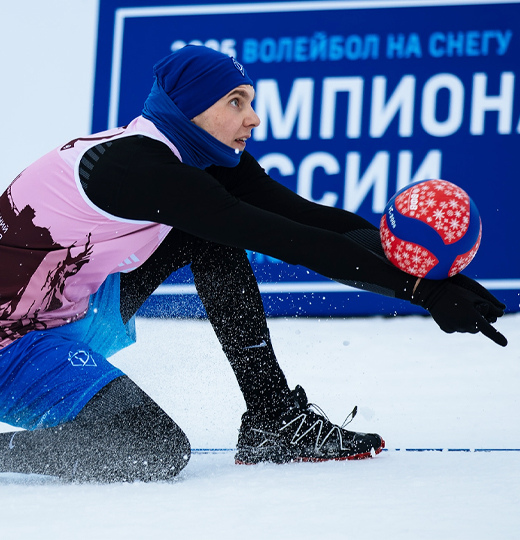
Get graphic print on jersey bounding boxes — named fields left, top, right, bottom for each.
left=0, top=184, right=93, bottom=344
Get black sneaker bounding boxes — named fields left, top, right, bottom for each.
left=235, top=385, right=385, bottom=464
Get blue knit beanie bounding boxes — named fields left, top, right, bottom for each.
left=153, top=45, right=253, bottom=119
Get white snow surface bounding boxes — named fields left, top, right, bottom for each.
left=1, top=2, right=518, bottom=538
left=1, top=313, right=519, bottom=539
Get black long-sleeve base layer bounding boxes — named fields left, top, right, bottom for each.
left=82, top=136, right=415, bottom=299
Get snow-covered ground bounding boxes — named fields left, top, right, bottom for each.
left=1, top=3, right=519, bottom=537
left=1, top=313, right=519, bottom=539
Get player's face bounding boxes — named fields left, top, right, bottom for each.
left=191, top=85, right=260, bottom=151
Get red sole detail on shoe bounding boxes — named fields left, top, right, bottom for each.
left=235, top=439, right=386, bottom=465
left=375, top=438, right=386, bottom=455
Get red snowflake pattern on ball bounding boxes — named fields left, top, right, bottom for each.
left=448, top=226, right=482, bottom=277
left=380, top=214, right=439, bottom=277
left=394, top=179, right=470, bottom=245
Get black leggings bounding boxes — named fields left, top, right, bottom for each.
left=120, top=228, right=291, bottom=415
left=0, top=229, right=291, bottom=482
left=0, top=376, right=190, bottom=482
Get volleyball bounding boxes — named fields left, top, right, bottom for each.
left=380, top=179, right=482, bottom=279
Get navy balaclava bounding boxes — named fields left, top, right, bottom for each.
left=142, top=45, right=254, bottom=169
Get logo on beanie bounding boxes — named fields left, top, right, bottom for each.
left=232, top=57, right=246, bottom=77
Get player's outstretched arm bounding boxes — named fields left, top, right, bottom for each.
left=410, top=274, right=507, bottom=347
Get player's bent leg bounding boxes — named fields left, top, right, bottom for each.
left=0, top=376, right=191, bottom=482
left=73, top=375, right=191, bottom=482
left=191, top=243, right=293, bottom=418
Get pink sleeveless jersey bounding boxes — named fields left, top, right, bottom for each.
left=0, top=117, right=178, bottom=349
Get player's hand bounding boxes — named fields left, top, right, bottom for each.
left=411, top=274, right=507, bottom=347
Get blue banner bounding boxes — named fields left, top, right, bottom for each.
left=93, top=0, right=520, bottom=317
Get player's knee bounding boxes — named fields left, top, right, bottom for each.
left=72, top=377, right=193, bottom=482
left=118, top=407, right=192, bottom=482
left=72, top=403, right=191, bottom=482
left=147, top=417, right=192, bottom=480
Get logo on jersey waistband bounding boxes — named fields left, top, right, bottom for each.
left=68, top=349, right=97, bottom=367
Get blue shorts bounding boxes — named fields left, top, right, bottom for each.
left=0, top=274, right=135, bottom=430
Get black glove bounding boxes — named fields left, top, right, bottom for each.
left=411, top=274, right=507, bottom=347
